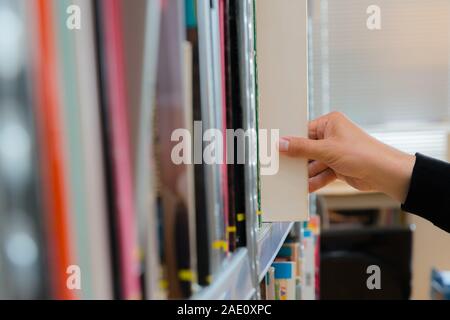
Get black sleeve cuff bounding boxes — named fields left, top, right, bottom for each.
left=401, top=153, right=450, bottom=233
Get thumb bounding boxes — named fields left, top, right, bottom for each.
left=279, top=136, right=327, bottom=161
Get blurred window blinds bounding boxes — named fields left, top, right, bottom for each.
left=308, top=0, right=450, bottom=126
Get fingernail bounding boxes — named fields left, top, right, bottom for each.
left=278, top=138, right=290, bottom=152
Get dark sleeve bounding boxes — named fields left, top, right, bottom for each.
left=401, top=153, right=450, bottom=233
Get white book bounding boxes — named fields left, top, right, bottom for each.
left=73, top=0, right=112, bottom=299
left=256, top=0, right=309, bottom=222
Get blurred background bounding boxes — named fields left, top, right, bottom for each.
left=309, top=0, right=450, bottom=300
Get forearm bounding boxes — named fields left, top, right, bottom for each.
left=400, top=153, right=450, bottom=233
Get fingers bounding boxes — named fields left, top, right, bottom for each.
left=309, top=168, right=337, bottom=193
left=279, top=136, right=328, bottom=162
left=308, top=160, right=328, bottom=178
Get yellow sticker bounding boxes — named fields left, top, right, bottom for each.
left=178, top=269, right=194, bottom=282
left=159, top=280, right=169, bottom=290
left=227, top=226, right=237, bottom=233
left=237, top=213, right=245, bottom=222
left=212, top=240, right=228, bottom=251
left=256, top=210, right=263, bottom=216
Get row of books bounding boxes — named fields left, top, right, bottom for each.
left=0, top=0, right=262, bottom=299
left=261, top=217, right=321, bottom=300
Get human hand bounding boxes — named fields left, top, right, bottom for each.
left=278, top=112, right=416, bottom=203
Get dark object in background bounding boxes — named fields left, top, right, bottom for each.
left=321, top=227, right=412, bottom=300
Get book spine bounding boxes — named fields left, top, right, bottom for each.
left=34, top=0, right=75, bottom=300
left=99, top=0, right=141, bottom=300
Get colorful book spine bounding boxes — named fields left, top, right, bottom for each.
left=273, top=262, right=296, bottom=300
left=54, top=0, right=93, bottom=299
left=301, top=229, right=315, bottom=300
left=34, top=0, right=74, bottom=300
left=73, top=0, right=113, bottom=299
left=218, top=0, right=230, bottom=255
left=97, top=0, right=141, bottom=300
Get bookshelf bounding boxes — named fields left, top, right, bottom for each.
left=192, top=222, right=295, bottom=300
left=0, top=0, right=315, bottom=300
left=258, top=223, right=295, bottom=282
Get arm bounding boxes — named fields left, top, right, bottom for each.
left=279, top=112, right=450, bottom=233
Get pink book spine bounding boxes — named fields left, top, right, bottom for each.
left=219, top=0, right=229, bottom=251
left=102, top=0, right=141, bottom=299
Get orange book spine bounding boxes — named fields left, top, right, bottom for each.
left=34, top=0, right=74, bottom=300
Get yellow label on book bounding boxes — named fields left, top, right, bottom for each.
left=178, top=269, right=194, bottom=282
left=212, top=240, right=228, bottom=251
left=227, top=226, right=237, bottom=233
left=257, top=210, right=263, bottom=216
left=237, top=213, right=245, bottom=222
left=159, top=280, right=169, bottom=290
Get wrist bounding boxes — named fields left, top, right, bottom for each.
left=371, top=147, right=416, bottom=203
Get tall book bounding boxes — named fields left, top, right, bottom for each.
left=73, top=0, right=113, bottom=299
left=256, top=0, right=309, bottom=222
left=53, top=0, right=92, bottom=299
left=218, top=0, right=230, bottom=254
left=33, top=0, right=75, bottom=300
left=132, top=0, right=164, bottom=299
left=197, top=0, right=227, bottom=280
left=226, top=0, right=247, bottom=249
left=155, top=0, right=193, bottom=298
left=185, top=0, right=211, bottom=286
left=95, top=0, right=141, bottom=300
left=223, top=0, right=237, bottom=252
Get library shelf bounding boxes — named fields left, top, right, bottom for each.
left=257, top=222, right=294, bottom=283
left=191, top=248, right=255, bottom=300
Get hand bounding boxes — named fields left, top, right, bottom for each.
left=278, top=112, right=416, bottom=203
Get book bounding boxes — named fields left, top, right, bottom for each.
left=185, top=0, right=211, bottom=287
left=223, top=0, right=237, bottom=252
left=54, top=0, right=93, bottom=299
left=218, top=0, right=230, bottom=255
left=197, top=0, right=227, bottom=279
left=301, top=229, right=315, bottom=300
left=155, top=0, right=193, bottom=298
left=273, top=262, right=296, bottom=300
left=34, top=0, right=76, bottom=300
left=228, top=0, right=247, bottom=248
left=95, top=0, right=141, bottom=300
left=255, top=0, right=309, bottom=222
left=132, top=0, right=163, bottom=300
left=73, top=0, right=113, bottom=300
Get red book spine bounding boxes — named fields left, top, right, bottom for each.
left=100, top=0, right=141, bottom=299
